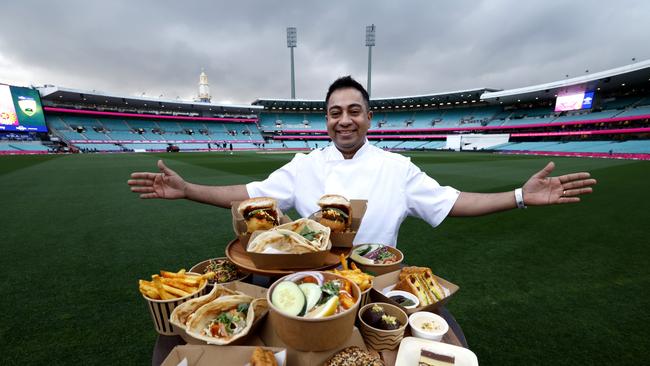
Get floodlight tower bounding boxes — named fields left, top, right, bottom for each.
left=365, top=24, right=376, bottom=98
left=287, top=27, right=297, bottom=99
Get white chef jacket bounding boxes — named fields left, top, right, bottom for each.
left=246, top=141, right=460, bottom=246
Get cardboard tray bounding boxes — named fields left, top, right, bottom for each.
left=259, top=317, right=369, bottom=366
left=161, top=345, right=287, bottom=366
left=243, top=230, right=331, bottom=269
left=176, top=282, right=269, bottom=345
left=371, top=269, right=459, bottom=315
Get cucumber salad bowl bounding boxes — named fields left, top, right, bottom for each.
left=266, top=271, right=361, bottom=351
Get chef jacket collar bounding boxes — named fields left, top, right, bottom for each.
left=326, top=139, right=371, bottom=161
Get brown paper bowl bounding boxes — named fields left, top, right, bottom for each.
left=189, top=257, right=250, bottom=288
left=358, top=302, right=408, bottom=351
left=141, top=272, right=208, bottom=335
left=349, top=245, right=404, bottom=275
left=267, top=271, right=361, bottom=351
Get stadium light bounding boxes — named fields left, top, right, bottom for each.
left=366, top=24, right=376, bottom=98
left=287, top=27, right=297, bottom=99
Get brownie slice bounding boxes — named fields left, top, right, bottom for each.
left=418, top=348, right=455, bottom=366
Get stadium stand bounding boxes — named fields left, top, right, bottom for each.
left=7, top=58, right=644, bottom=159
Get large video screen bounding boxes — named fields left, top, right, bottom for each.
left=554, top=86, right=595, bottom=112
left=0, top=84, right=47, bottom=132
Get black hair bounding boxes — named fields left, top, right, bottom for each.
left=325, top=75, right=370, bottom=110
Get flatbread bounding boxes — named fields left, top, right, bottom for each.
left=247, top=218, right=331, bottom=253
left=185, top=295, right=268, bottom=345
left=169, top=285, right=240, bottom=330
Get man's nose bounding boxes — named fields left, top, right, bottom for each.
left=339, top=112, right=353, bottom=125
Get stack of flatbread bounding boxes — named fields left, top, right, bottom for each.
left=247, top=218, right=331, bottom=254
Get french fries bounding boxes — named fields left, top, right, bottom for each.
left=329, top=257, right=374, bottom=292
left=138, top=269, right=214, bottom=300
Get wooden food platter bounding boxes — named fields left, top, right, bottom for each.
left=225, top=238, right=351, bottom=276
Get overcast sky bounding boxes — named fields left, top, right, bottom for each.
left=1, top=0, right=648, bottom=104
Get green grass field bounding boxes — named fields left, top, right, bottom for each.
left=1, top=151, right=648, bottom=365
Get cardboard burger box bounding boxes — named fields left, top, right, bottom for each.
left=161, top=345, right=287, bottom=366
left=176, top=281, right=269, bottom=345
left=370, top=269, right=460, bottom=315
left=312, top=199, right=367, bottom=248
left=231, top=201, right=292, bottom=246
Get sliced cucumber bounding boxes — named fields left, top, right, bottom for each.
left=271, top=281, right=306, bottom=317
left=350, top=244, right=378, bottom=265
left=298, top=282, right=322, bottom=313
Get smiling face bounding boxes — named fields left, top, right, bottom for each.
left=326, top=87, right=373, bottom=158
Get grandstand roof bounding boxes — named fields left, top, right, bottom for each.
left=482, top=59, right=650, bottom=104
left=252, top=87, right=499, bottom=111
left=37, top=85, right=263, bottom=115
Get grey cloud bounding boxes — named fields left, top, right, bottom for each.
left=1, top=0, right=648, bottom=103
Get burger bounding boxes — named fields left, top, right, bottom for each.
left=237, top=197, right=279, bottom=233
left=317, top=194, right=352, bottom=233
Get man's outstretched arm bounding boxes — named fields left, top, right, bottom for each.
left=127, top=160, right=249, bottom=208
left=449, top=161, right=597, bottom=217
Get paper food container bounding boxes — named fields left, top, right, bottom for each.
left=359, top=286, right=372, bottom=308
left=142, top=272, right=208, bottom=336
left=259, top=318, right=369, bottom=366
left=349, top=244, right=404, bottom=275
left=161, top=345, right=287, bottom=366
left=266, top=272, right=362, bottom=351
left=310, top=199, right=367, bottom=248
left=243, top=230, right=331, bottom=270
left=358, top=302, right=408, bottom=351
left=175, top=282, right=269, bottom=345
left=189, top=257, right=251, bottom=289
left=371, top=269, right=459, bottom=315
left=231, top=200, right=292, bottom=246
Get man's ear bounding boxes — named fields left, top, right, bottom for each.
left=367, top=110, right=373, bottom=121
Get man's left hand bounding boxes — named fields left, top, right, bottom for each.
left=523, top=161, right=597, bottom=205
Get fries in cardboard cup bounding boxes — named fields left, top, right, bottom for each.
left=138, top=269, right=209, bottom=300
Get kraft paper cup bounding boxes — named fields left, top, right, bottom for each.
left=142, top=273, right=208, bottom=335
left=358, top=302, right=408, bottom=351
left=267, top=271, right=361, bottom=351
left=359, top=286, right=372, bottom=308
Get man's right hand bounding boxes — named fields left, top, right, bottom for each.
left=128, top=160, right=187, bottom=199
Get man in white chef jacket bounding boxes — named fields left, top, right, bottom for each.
left=128, top=76, right=597, bottom=246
